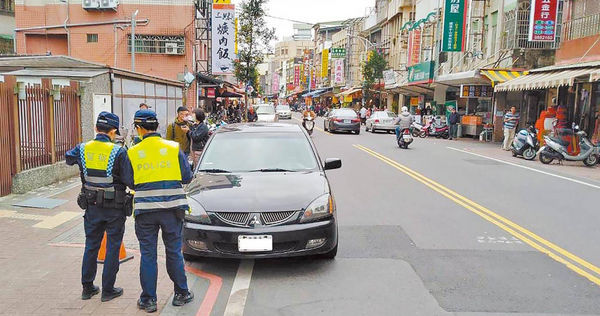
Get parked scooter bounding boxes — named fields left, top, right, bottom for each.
left=511, top=125, right=539, bottom=160
left=411, top=122, right=427, bottom=138
left=423, top=122, right=449, bottom=139
left=304, top=115, right=315, bottom=135
left=538, top=126, right=599, bottom=167
left=397, top=128, right=413, bottom=149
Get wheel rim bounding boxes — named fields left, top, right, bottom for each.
left=587, top=155, right=598, bottom=165
left=523, top=148, right=536, bottom=160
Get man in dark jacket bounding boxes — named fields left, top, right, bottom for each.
left=448, top=106, right=460, bottom=140
left=190, top=109, right=210, bottom=167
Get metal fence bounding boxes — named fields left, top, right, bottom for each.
left=18, top=85, right=52, bottom=170
left=53, top=87, right=80, bottom=162
left=0, top=82, right=16, bottom=196
left=562, top=12, right=600, bottom=42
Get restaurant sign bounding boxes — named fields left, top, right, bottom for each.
left=441, top=0, right=468, bottom=52
left=460, top=85, right=493, bottom=98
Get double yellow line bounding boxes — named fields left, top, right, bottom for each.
left=354, top=144, right=600, bottom=286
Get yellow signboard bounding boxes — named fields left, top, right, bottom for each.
left=234, top=18, right=238, bottom=54
left=410, top=97, right=419, bottom=106
left=321, top=49, right=329, bottom=78
left=344, top=95, right=353, bottom=103
left=213, top=0, right=231, bottom=3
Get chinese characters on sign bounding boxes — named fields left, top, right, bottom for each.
left=334, top=59, right=344, bottom=86
left=442, top=0, right=468, bottom=52
left=407, top=30, right=421, bottom=67
left=321, top=49, right=329, bottom=78
left=272, top=73, right=279, bottom=95
left=460, top=85, right=493, bottom=98
left=331, top=48, right=346, bottom=58
left=528, top=0, right=559, bottom=42
left=211, top=2, right=236, bottom=75
left=294, top=66, right=300, bottom=87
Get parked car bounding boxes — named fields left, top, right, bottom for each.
left=365, top=111, right=396, bottom=134
left=255, top=104, right=278, bottom=122
left=183, top=123, right=341, bottom=259
left=323, top=108, right=361, bottom=134
left=276, top=105, right=292, bottom=119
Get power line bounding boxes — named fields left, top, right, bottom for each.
left=264, top=14, right=312, bottom=25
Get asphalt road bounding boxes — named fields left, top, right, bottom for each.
left=179, top=113, right=600, bottom=316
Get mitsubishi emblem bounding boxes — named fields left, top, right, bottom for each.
left=249, top=214, right=261, bottom=226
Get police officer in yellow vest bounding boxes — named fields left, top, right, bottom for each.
left=122, top=110, right=194, bottom=313
left=66, top=112, right=132, bottom=302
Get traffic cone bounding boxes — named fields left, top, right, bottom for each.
left=97, top=232, right=134, bottom=264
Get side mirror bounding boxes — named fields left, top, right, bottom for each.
left=324, top=158, right=342, bottom=170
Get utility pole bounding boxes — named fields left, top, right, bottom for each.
left=131, top=10, right=139, bottom=72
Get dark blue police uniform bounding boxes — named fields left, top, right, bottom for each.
left=66, top=112, right=131, bottom=301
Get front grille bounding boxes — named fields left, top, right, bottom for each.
left=214, top=212, right=250, bottom=227
left=261, top=211, right=297, bottom=225
left=214, top=241, right=297, bottom=254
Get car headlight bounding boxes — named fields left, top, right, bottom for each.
left=186, top=197, right=211, bottom=224
left=300, top=194, right=334, bottom=223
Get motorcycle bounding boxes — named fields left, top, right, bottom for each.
left=411, top=122, right=427, bottom=138
left=397, top=128, right=413, bottom=149
left=538, top=126, right=599, bottom=167
left=511, top=125, right=539, bottom=160
left=303, top=115, right=315, bottom=135
left=423, top=122, right=449, bottom=139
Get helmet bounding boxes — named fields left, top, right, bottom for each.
left=401, top=106, right=408, bottom=112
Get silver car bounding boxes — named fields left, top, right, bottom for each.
left=365, top=111, right=397, bottom=133
left=276, top=105, right=292, bottom=119
left=256, top=104, right=278, bottom=122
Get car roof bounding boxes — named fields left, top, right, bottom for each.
left=215, top=123, right=304, bottom=134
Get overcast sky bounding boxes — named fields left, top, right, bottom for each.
left=232, top=0, right=375, bottom=41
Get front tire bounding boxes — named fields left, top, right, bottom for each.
left=539, top=151, right=553, bottom=164
left=355, top=129, right=360, bottom=135
left=523, top=147, right=536, bottom=160
left=419, top=131, right=427, bottom=138
left=412, top=129, right=420, bottom=137
left=584, top=154, right=598, bottom=167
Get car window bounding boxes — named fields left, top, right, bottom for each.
left=199, top=133, right=319, bottom=172
left=256, top=106, right=275, bottom=115
left=335, top=109, right=357, bottom=117
left=278, top=106, right=290, bottom=111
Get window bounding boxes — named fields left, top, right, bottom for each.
left=127, top=34, right=185, bottom=55
left=0, top=0, right=14, bottom=14
left=87, top=34, right=98, bottom=43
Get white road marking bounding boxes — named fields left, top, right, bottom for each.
left=477, top=236, right=523, bottom=244
left=224, top=259, right=255, bottom=316
left=447, top=147, right=600, bottom=190
left=0, top=209, right=80, bottom=229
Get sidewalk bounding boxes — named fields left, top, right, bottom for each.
left=0, top=178, right=176, bottom=315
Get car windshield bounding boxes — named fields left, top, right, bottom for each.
left=375, top=111, right=395, bottom=118
left=198, top=132, right=319, bottom=173
left=334, top=109, right=357, bottom=118
left=256, top=106, right=275, bottom=115
left=277, top=106, right=290, bottom=111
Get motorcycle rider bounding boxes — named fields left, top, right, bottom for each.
left=394, top=106, right=414, bottom=139
left=302, top=107, right=316, bottom=130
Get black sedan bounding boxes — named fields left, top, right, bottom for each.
left=183, top=123, right=341, bottom=259
left=324, top=108, right=361, bottom=134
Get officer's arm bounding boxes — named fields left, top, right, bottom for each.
left=121, top=151, right=135, bottom=189
left=178, top=150, right=193, bottom=184
left=65, top=145, right=80, bottom=166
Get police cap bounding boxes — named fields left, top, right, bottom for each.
left=134, top=109, right=158, bottom=125
left=96, top=111, right=121, bottom=135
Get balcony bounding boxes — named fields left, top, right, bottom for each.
left=562, top=12, right=600, bottom=42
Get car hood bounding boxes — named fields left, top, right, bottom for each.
left=186, top=172, right=329, bottom=211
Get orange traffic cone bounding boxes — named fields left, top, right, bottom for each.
left=97, top=232, right=134, bottom=264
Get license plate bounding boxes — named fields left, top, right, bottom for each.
left=403, top=135, right=412, bottom=140
left=238, top=235, right=273, bottom=252
left=344, top=119, right=351, bottom=124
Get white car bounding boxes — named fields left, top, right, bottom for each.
left=365, top=111, right=397, bottom=133
left=276, top=105, right=292, bottom=119
left=255, top=104, right=278, bottom=122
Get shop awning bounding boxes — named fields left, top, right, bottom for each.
left=340, top=87, right=362, bottom=96
left=495, top=68, right=598, bottom=92
left=435, top=70, right=490, bottom=86
left=481, top=69, right=528, bottom=87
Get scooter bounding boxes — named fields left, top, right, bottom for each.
left=397, top=128, right=413, bottom=149
left=411, top=122, right=427, bottom=138
left=511, top=125, right=539, bottom=160
left=423, top=122, right=449, bottom=139
left=304, top=115, right=315, bottom=135
left=538, top=126, right=599, bottom=167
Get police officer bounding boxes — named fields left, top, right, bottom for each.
left=66, top=112, right=131, bottom=302
left=122, top=110, right=194, bottom=313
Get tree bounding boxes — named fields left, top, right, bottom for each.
left=362, top=49, right=388, bottom=107
left=234, top=0, right=276, bottom=98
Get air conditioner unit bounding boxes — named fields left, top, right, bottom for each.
left=82, top=0, right=101, bottom=10
left=99, top=0, right=118, bottom=9
left=165, top=43, right=179, bottom=55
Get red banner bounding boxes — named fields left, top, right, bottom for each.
left=528, top=0, right=559, bottom=42
left=294, top=66, right=300, bottom=87
left=407, top=30, right=421, bottom=67
left=206, top=88, right=216, bottom=98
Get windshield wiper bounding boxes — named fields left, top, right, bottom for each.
left=249, top=168, right=295, bottom=173
left=198, top=168, right=231, bottom=173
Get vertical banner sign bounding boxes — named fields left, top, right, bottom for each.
left=528, top=0, right=559, bottom=42
left=407, top=30, right=422, bottom=67
left=234, top=17, right=239, bottom=54
left=442, top=0, right=468, bottom=52
left=321, top=49, right=329, bottom=78
left=272, top=73, right=279, bottom=95
left=212, top=1, right=236, bottom=74
left=334, top=59, right=344, bottom=86
left=311, top=69, right=316, bottom=90
left=294, top=66, right=300, bottom=87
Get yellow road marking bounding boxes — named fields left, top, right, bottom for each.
left=292, top=117, right=332, bottom=135
left=354, top=144, right=600, bottom=286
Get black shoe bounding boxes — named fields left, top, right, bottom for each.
left=81, top=285, right=100, bottom=300
left=172, top=291, right=194, bottom=306
left=101, top=287, right=123, bottom=302
left=138, top=298, right=158, bottom=313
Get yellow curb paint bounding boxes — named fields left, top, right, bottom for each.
left=33, top=211, right=80, bottom=229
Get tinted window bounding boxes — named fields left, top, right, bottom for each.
left=199, top=133, right=318, bottom=172
left=335, top=109, right=357, bottom=117
left=278, top=105, right=290, bottom=111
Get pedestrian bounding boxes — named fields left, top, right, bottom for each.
left=448, top=107, right=460, bottom=140
left=366, top=107, right=372, bottom=119
left=248, top=106, right=257, bottom=122
left=139, top=103, right=149, bottom=110
left=503, top=106, right=520, bottom=150
left=124, top=110, right=194, bottom=313
left=189, top=109, right=210, bottom=167
left=65, top=112, right=132, bottom=302
left=166, top=106, right=192, bottom=156
left=359, top=104, right=367, bottom=125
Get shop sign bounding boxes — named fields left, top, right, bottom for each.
left=294, top=66, right=300, bottom=87
left=334, top=59, right=345, bottom=86
left=410, top=97, right=419, bottom=106
left=206, top=88, right=216, bottom=98
left=528, top=0, right=559, bottom=42
left=344, top=95, right=353, bottom=103
left=407, top=30, right=422, bottom=66
left=408, top=61, right=434, bottom=85
left=441, top=0, right=468, bottom=52
left=383, top=70, right=396, bottom=88
left=211, top=2, right=236, bottom=74
left=272, top=73, right=279, bottom=95
left=311, top=69, right=316, bottom=90
left=321, top=49, right=329, bottom=78
left=331, top=47, right=346, bottom=58
left=460, top=85, right=493, bottom=98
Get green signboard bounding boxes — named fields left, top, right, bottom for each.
left=408, top=61, right=434, bottom=84
left=442, top=0, right=468, bottom=52
left=331, top=47, right=346, bottom=58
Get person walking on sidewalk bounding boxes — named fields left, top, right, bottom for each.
left=123, top=110, right=194, bottom=313
left=448, top=107, right=460, bottom=140
left=503, top=106, right=520, bottom=150
left=166, top=106, right=192, bottom=156
left=66, top=112, right=131, bottom=302
left=189, top=109, right=210, bottom=167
